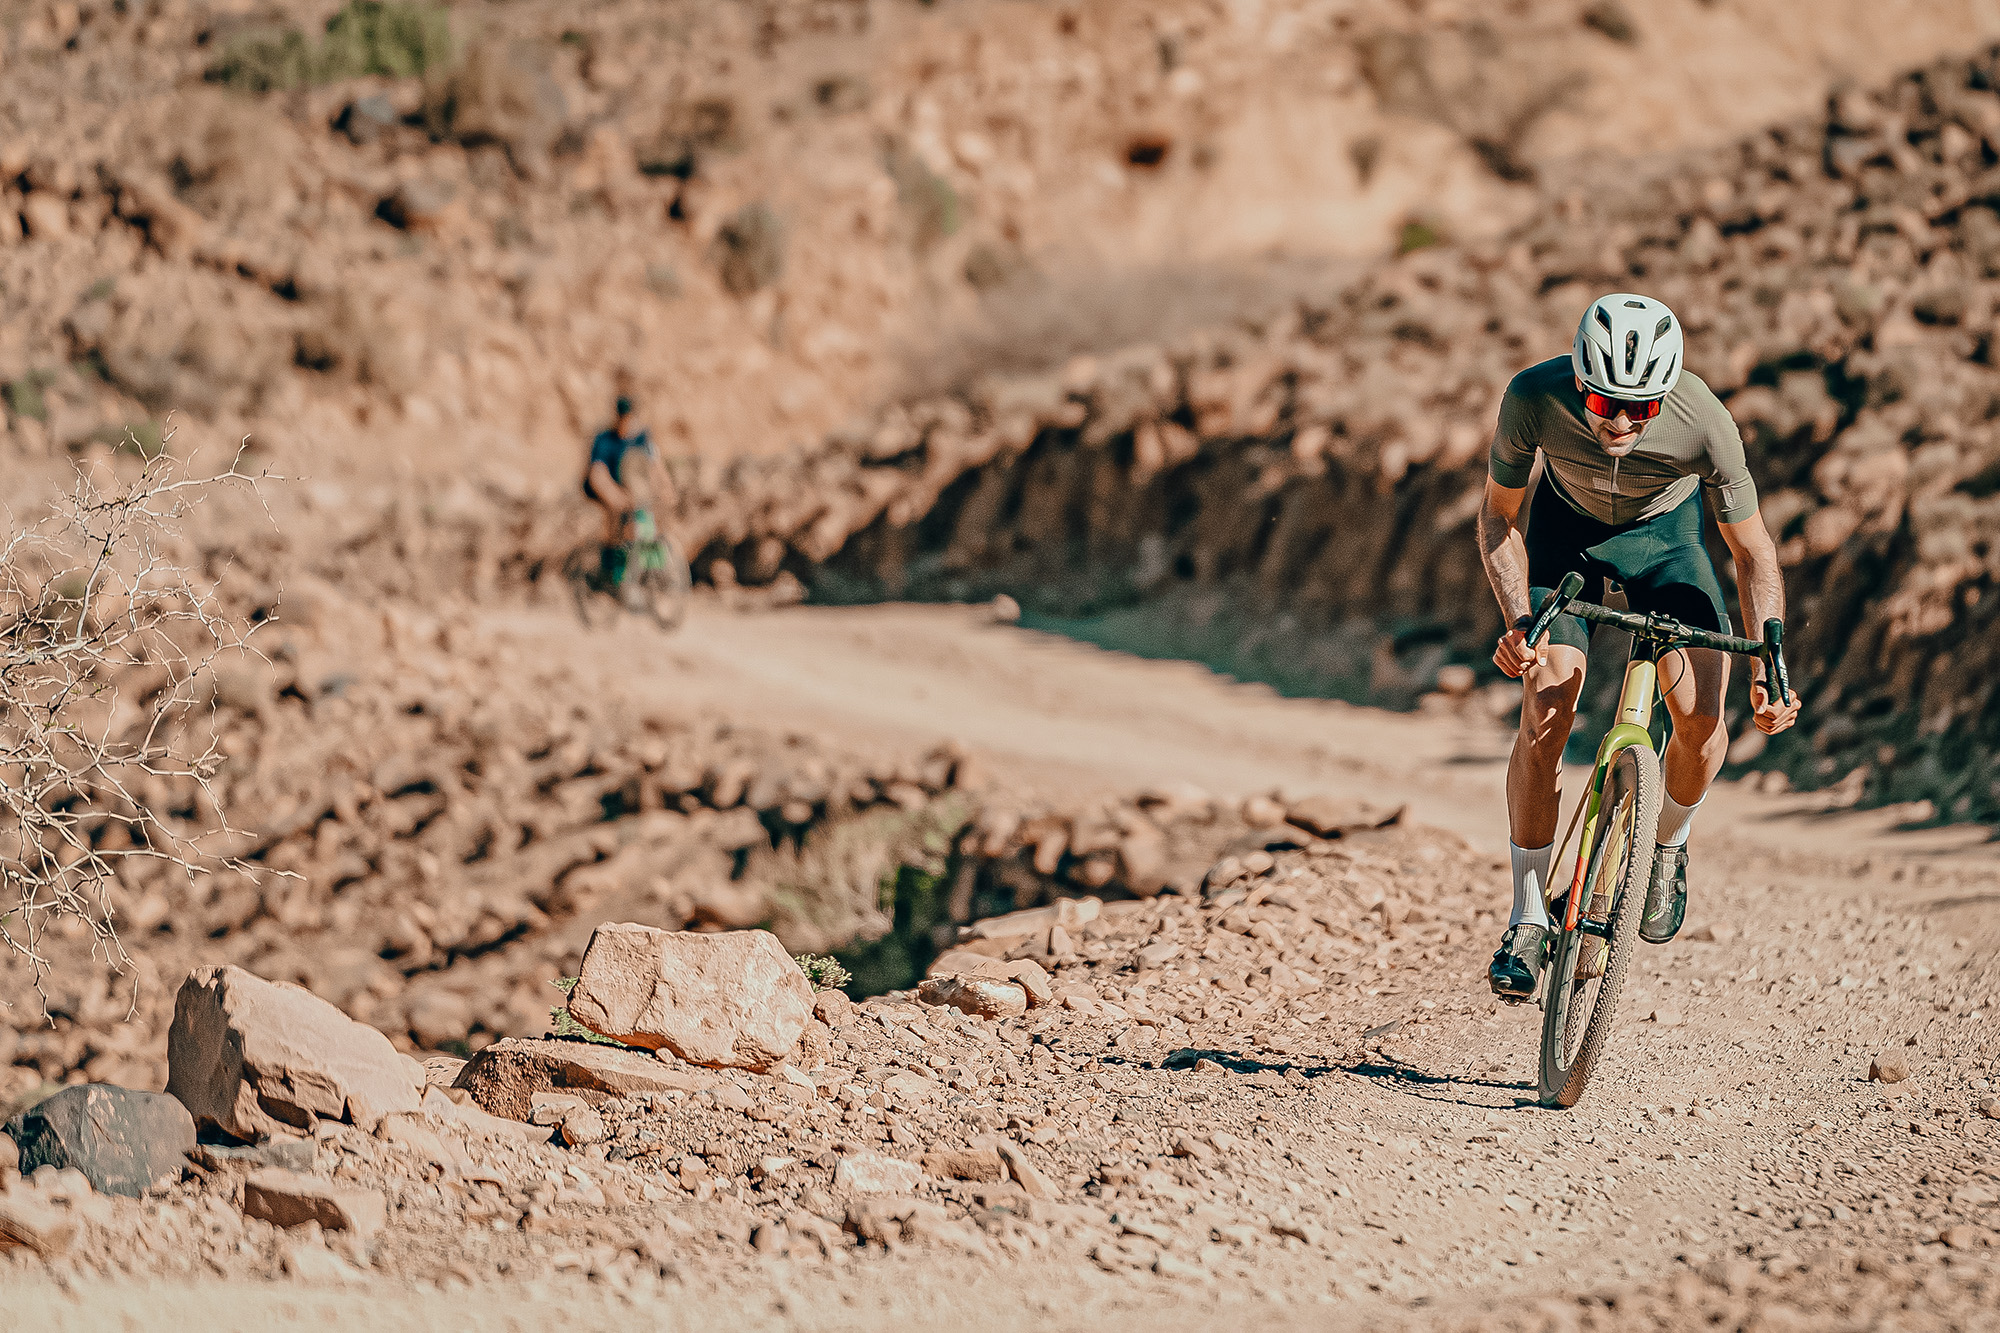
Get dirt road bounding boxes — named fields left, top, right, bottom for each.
left=12, top=600, right=1997, bottom=1330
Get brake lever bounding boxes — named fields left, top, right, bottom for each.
left=1524, top=571, right=1586, bottom=653
left=1762, top=618, right=1792, bottom=708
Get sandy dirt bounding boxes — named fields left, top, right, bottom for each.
left=13, top=600, right=1991, bottom=1331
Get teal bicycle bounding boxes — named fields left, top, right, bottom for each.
left=1523, top=570, right=1791, bottom=1107
left=562, top=508, right=692, bottom=631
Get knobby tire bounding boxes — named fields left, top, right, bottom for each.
left=1537, top=743, right=1661, bottom=1108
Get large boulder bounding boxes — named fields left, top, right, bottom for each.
left=4, top=1084, right=195, bottom=1198
left=563, top=924, right=813, bottom=1071
left=166, top=965, right=422, bottom=1141
left=451, top=1037, right=717, bottom=1122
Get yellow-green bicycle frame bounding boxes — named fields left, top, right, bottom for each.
left=1553, top=658, right=1657, bottom=932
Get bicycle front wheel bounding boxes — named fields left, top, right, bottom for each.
left=623, top=537, right=692, bottom=631
left=1538, top=742, right=1661, bottom=1108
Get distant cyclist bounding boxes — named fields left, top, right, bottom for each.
left=1477, top=293, right=1801, bottom=1001
left=583, top=396, right=674, bottom=585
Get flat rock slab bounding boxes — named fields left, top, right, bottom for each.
left=166, top=965, right=422, bottom=1140
left=451, top=1037, right=717, bottom=1122
left=564, top=923, right=814, bottom=1070
left=5, top=1084, right=196, bottom=1199
left=242, top=1169, right=387, bottom=1237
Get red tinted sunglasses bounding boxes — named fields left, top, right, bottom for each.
left=1583, top=390, right=1663, bottom=422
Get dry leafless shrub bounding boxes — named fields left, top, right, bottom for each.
left=0, top=437, right=265, bottom=1006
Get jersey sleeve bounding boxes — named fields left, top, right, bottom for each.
left=1691, top=383, right=1760, bottom=524
left=1488, top=379, right=1541, bottom=488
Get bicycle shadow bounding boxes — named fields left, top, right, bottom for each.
left=1141, top=1047, right=1535, bottom=1110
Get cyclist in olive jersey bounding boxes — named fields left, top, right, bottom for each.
left=1477, top=294, right=1801, bottom=1001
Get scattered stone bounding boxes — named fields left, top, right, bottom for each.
left=1939, top=1224, right=1984, bottom=1250
left=1154, top=1251, right=1206, bottom=1280
left=559, top=1107, right=607, bottom=1147
left=282, top=1240, right=367, bottom=1284
left=1978, top=1095, right=2000, bottom=1120
left=812, top=990, right=856, bottom=1027
left=4, top=1083, right=196, bottom=1199
left=451, top=1037, right=715, bottom=1121
left=881, top=1072, right=940, bottom=1107
left=1284, top=795, right=1402, bottom=838
left=0, top=1194, right=79, bottom=1257
left=166, top=965, right=422, bottom=1140
left=999, top=959, right=1053, bottom=1008
left=1870, top=1053, right=1911, bottom=1084
left=996, top=1141, right=1058, bottom=1199
left=421, top=1056, right=468, bottom=1089
left=833, top=1153, right=925, bottom=1195
left=1137, top=941, right=1182, bottom=970
left=1686, top=923, right=1738, bottom=944
left=563, top=923, right=814, bottom=1070
left=990, top=593, right=1021, bottom=624
left=242, top=1170, right=388, bottom=1237
left=1271, top=1216, right=1321, bottom=1245
left=917, top=975, right=1027, bottom=1020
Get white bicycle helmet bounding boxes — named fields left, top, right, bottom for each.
left=1572, top=293, right=1683, bottom=400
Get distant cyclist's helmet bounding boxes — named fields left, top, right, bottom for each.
left=1572, top=293, right=1683, bottom=402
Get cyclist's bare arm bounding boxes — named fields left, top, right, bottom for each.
left=588, top=459, right=627, bottom=508
left=1479, top=477, right=1544, bottom=678
left=642, top=447, right=676, bottom=516
left=1718, top=513, right=1800, bottom=734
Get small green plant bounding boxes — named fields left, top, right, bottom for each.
left=547, top=976, right=629, bottom=1046
left=210, top=1, right=451, bottom=93
left=4, top=370, right=56, bottom=423
left=1397, top=216, right=1444, bottom=255
left=794, top=953, right=852, bottom=992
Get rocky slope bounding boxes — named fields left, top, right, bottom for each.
left=2, top=0, right=1995, bottom=490
left=658, top=44, right=2000, bottom=819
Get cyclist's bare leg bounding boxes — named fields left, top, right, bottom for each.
left=587, top=462, right=629, bottom=544
left=1506, top=644, right=1588, bottom=847
left=1656, top=646, right=1730, bottom=807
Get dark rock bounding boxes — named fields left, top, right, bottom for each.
left=4, top=1084, right=196, bottom=1198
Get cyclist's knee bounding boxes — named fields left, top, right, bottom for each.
left=1519, top=693, right=1575, bottom=756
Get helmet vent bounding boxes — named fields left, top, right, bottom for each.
left=1623, top=330, right=1638, bottom=375
left=1623, top=299, right=1647, bottom=309
left=1655, top=316, right=1673, bottom=338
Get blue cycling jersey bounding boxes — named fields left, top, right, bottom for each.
left=588, top=427, right=653, bottom=484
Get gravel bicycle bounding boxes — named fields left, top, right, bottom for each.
left=1523, top=570, right=1792, bottom=1107
left=561, top=508, right=692, bottom=631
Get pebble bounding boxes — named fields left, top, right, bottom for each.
left=1870, top=1053, right=1911, bottom=1084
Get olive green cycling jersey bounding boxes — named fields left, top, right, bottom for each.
left=1489, top=357, right=1759, bottom=527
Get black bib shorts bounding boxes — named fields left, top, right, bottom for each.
left=1525, top=479, right=1732, bottom=653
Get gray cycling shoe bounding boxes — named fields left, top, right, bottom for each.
left=1639, top=843, right=1688, bottom=945
left=1488, top=924, right=1548, bottom=1002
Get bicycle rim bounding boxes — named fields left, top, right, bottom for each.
left=563, top=548, right=616, bottom=630
left=632, top=539, right=692, bottom=631
left=1538, top=743, right=1661, bottom=1108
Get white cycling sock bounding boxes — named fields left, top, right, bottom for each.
left=1509, top=842, right=1554, bottom=930
left=1657, top=791, right=1702, bottom=848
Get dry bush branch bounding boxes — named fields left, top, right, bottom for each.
left=0, top=433, right=269, bottom=1013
